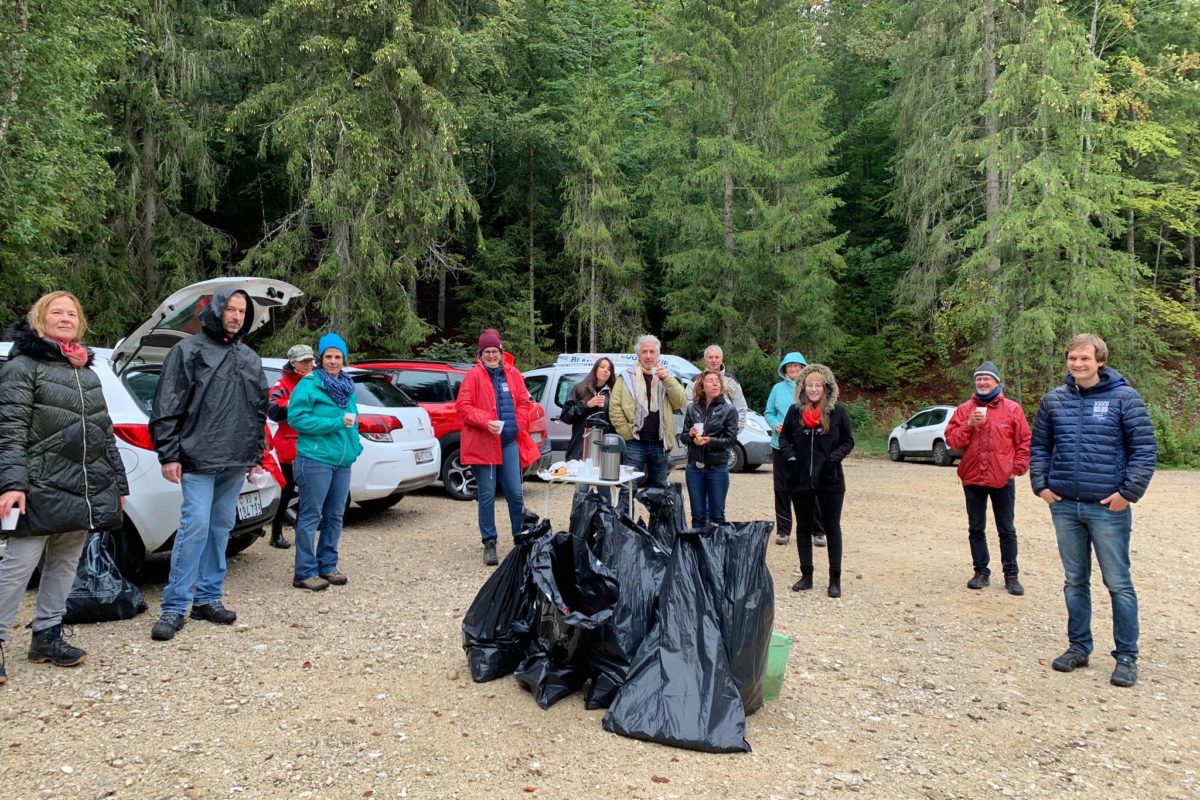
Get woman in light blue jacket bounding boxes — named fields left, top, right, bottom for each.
left=765, top=352, right=809, bottom=546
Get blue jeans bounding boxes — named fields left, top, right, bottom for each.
left=474, top=441, right=525, bottom=543
left=293, top=456, right=353, bottom=580
left=685, top=463, right=730, bottom=527
left=618, top=438, right=670, bottom=511
left=161, top=468, right=244, bottom=614
left=1050, top=499, right=1138, bottom=661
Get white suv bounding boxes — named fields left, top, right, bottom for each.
left=261, top=359, right=440, bottom=511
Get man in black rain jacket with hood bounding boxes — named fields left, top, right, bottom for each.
left=148, top=287, right=269, bottom=642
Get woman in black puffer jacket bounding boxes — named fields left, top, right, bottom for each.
left=681, top=369, right=740, bottom=527
left=0, top=292, right=128, bottom=683
left=779, top=363, right=854, bottom=598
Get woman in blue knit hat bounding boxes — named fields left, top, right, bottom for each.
left=287, top=332, right=363, bottom=591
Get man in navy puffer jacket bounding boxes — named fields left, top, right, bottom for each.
left=1030, top=333, right=1156, bottom=688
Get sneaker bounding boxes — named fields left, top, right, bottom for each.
left=190, top=602, right=237, bottom=625
left=293, top=576, right=330, bottom=591
left=1004, top=577, right=1025, bottom=596
left=320, top=571, right=348, bottom=586
left=27, top=625, right=87, bottom=667
left=1051, top=648, right=1089, bottom=672
left=1110, top=659, right=1137, bottom=688
left=967, top=572, right=990, bottom=590
left=0, top=640, right=7, bottom=685
left=791, top=575, right=813, bottom=592
left=483, top=540, right=498, bottom=566
left=775, top=532, right=791, bottom=546
left=151, top=612, right=186, bottom=641
left=813, top=534, right=827, bottom=548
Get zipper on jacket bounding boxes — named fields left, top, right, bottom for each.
left=809, top=426, right=815, bottom=479
left=75, top=368, right=95, bottom=530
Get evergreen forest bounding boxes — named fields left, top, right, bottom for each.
left=2, top=0, right=1198, bottom=462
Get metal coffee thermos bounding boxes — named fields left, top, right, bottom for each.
left=583, top=426, right=603, bottom=467
left=600, top=434, right=624, bottom=481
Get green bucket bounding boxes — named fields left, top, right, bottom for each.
left=763, top=632, right=794, bottom=702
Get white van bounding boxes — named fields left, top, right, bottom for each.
left=523, top=353, right=772, bottom=472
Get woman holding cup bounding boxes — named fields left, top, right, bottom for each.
left=286, top=333, right=362, bottom=591
left=561, top=357, right=616, bottom=484
left=0, top=292, right=129, bottom=683
left=681, top=369, right=739, bottom=528
left=456, top=329, right=533, bottom=567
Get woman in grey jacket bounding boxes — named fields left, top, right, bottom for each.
left=0, top=292, right=129, bottom=684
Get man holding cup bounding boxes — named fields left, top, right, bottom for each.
left=944, top=360, right=1031, bottom=595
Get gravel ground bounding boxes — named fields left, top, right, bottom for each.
left=1, top=457, right=1197, bottom=800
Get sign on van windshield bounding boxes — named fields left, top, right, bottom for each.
left=554, top=352, right=700, bottom=380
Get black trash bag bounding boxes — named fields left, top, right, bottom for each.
left=635, top=482, right=685, bottom=553
left=513, top=528, right=619, bottom=709
left=602, top=528, right=750, bottom=753
left=461, top=518, right=552, bottom=683
left=63, top=530, right=148, bottom=624
left=584, top=503, right=671, bottom=709
left=708, top=521, right=775, bottom=716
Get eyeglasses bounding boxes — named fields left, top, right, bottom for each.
left=482, top=348, right=502, bottom=356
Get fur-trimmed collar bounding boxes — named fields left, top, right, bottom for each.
left=5, top=321, right=95, bottom=367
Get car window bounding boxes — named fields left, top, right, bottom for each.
left=555, top=374, right=586, bottom=407
left=908, top=410, right=931, bottom=428
left=525, top=375, right=548, bottom=404
left=447, top=372, right=464, bottom=399
left=124, top=369, right=161, bottom=413
left=393, top=369, right=453, bottom=403
left=927, top=408, right=948, bottom=425
left=355, top=377, right=415, bottom=408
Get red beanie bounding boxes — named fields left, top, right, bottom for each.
left=478, top=328, right=503, bottom=354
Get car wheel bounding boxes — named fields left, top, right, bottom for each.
left=932, top=439, right=953, bottom=467
left=357, top=494, right=404, bottom=513
left=112, top=526, right=146, bottom=584
left=727, top=444, right=746, bottom=473
left=226, top=530, right=262, bottom=557
left=888, top=439, right=904, bottom=462
left=442, top=447, right=477, bottom=501
left=742, top=461, right=761, bottom=472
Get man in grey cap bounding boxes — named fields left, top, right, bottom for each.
left=944, top=360, right=1031, bottom=594
left=266, top=344, right=316, bottom=548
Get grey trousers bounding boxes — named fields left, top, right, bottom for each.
left=0, top=531, right=87, bottom=640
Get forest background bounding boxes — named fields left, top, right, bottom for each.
left=2, top=0, right=1198, bottom=464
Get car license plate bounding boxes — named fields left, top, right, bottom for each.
left=236, top=491, right=263, bottom=521
left=415, top=448, right=433, bottom=464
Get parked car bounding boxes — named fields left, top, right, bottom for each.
left=0, top=277, right=303, bottom=581
left=523, top=353, right=773, bottom=472
left=352, top=358, right=552, bottom=500
left=261, top=359, right=440, bottom=511
left=887, top=405, right=962, bottom=466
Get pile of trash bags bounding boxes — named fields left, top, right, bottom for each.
left=461, top=485, right=774, bottom=753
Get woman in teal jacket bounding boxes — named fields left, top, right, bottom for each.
left=288, top=333, right=363, bottom=591
left=765, top=352, right=811, bottom=547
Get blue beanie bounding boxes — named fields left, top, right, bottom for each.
left=318, top=332, right=349, bottom=362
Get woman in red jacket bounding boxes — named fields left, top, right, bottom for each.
left=455, top=329, right=536, bottom=567
left=266, top=344, right=316, bottom=548
left=943, top=361, right=1032, bottom=595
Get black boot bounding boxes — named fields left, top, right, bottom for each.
left=27, top=625, right=87, bottom=667
left=827, top=571, right=842, bottom=599
left=269, top=525, right=291, bottom=549
left=0, top=640, right=7, bottom=685
left=791, top=567, right=814, bottom=592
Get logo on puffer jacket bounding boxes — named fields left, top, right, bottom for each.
left=1092, top=401, right=1110, bottom=419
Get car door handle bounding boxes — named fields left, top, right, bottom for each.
left=551, top=416, right=561, bottom=422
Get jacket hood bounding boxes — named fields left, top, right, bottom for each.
left=5, top=321, right=95, bottom=367
left=200, top=287, right=255, bottom=341
left=776, top=351, right=807, bottom=379
left=794, top=363, right=840, bottom=411
left=1065, top=366, right=1128, bottom=394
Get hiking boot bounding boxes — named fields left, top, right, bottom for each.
left=483, top=540, right=499, bottom=566
left=269, top=528, right=291, bottom=549
left=1110, top=658, right=1137, bottom=688
left=1052, top=648, right=1089, bottom=672
left=0, top=640, right=7, bottom=685
left=775, top=532, right=791, bottom=546
left=27, top=625, right=87, bottom=667
left=320, top=571, right=348, bottom=586
left=1005, top=577, right=1025, bottom=596
left=827, top=580, right=842, bottom=598
left=293, top=576, right=330, bottom=591
left=791, top=573, right=814, bottom=592
left=190, top=602, right=237, bottom=625
left=967, top=572, right=990, bottom=590
left=813, top=534, right=827, bottom=548
left=151, top=612, right=186, bottom=641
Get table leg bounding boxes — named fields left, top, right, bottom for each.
left=544, top=480, right=552, bottom=520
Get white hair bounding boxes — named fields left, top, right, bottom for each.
left=635, top=334, right=661, bottom=352
left=704, top=344, right=723, bottom=358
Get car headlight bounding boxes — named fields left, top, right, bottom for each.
left=746, top=417, right=769, bottom=435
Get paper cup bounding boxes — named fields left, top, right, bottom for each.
left=695, top=422, right=705, bottom=436
left=344, top=412, right=356, bottom=426
left=976, top=406, right=988, bottom=418
left=250, top=471, right=271, bottom=488
left=495, top=420, right=505, bottom=433
left=2, top=507, right=19, bottom=531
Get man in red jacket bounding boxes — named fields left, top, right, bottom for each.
left=944, top=361, right=1032, bottom=595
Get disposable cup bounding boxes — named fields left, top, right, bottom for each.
left=250, top=471, right=271, bottom=488
left=976, top=406, right=988, bottom=418
left=495, top=420, right=505, bottom=433
left=344, top=412, right=356, bottom=426
left=695, top=422, right=705, bottom=436
left=2, top=507, right=19, bottom=531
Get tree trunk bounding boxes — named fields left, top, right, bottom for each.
left=528, top=148, right=536, bottom=358
left=1189, top=235, right=1197, bottom=313
left=0, top=1, right=28, bottom=147
left=721, top=99, right=736, bottom=348
left=136, top=51, right=159, bottom=307
left=982, top=1, right=1002, bottom=354
left=437, top=269, right=446, bottom=329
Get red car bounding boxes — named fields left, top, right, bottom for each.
left=353, top=358, right=551, bottom=500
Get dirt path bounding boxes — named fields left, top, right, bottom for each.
left=2, top=458, right=1197, bottom=799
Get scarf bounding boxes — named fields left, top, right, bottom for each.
left=802, top=406, right=822, bottom=429
left=317, top=367, right=356, bottom=408
left=625, top=364, right=662, bottom=437
left=974, top=385, right=1002, bottom=404
left=47, top=337, right=88, bottom=369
